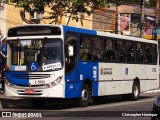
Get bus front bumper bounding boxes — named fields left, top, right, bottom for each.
left=5, top=83, right=65, bottom=98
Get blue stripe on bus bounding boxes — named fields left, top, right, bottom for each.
left=63, top=25, right=97, bottom=35
left=5, top=72, right=29, bottom=86
left=65, top=62, right=98, bottom=98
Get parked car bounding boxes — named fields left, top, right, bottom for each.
left=151, top=96, right=160, bottom=120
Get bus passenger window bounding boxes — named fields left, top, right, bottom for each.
left=127, top=52, right=135, bottom=62
left=121, top=41, right=126, bottom=51
left=104, top=38, right=114, bottom=62
left=115, top=40, right=126, bottom=63
left=145, top=44, right=151, bottom=53
left=152, top=45, right=157, bottom=64
left=106, top=39, right=113, bottom=50
left=93, top=50, right=103, bottom=61
left=117, top=41, right=126, bottom=51
left=126, top=42, right=135, bottom=63
left=104, top=50, right=114, bottom=62
left=144, top=44, right=152, bottom=64
left=80, top=49, right=87, bottom=60
left=92, top=37, right=104, bottom=61
left=81, top=36, right=93, bottom=48
left=153, top=54, right=157, bottom=64
left=80, top=35, right=93, bottom=61
left=80, top=49, right=92, bottom=61
left=136, top=43, right=144, bottom=63
left=144, top=54, right=152, bottom=63
left=116, top=52, right=126, bottom=62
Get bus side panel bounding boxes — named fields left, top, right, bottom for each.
left=65, top=62, right=98, bottom=98
left=116, top=64, right=136, bottom=94
left=136, top=64, right=147, bottom=92
left=98, top=63, right=135, bottom=96
left=141, top=65, right=158, bottom=92
left=98, top=63, right=125, bottom=96
left=98, top=63, right=116, bottom=96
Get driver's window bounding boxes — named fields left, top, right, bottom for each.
left=10, top=41, right=18, bottom=65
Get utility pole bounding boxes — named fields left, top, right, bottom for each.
left=115, top=2, right=119, bottom=34
left=140, top=0, right=145, bottom=38
left=155, top=0, right=160, bottom=41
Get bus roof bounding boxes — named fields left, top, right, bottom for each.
left=7, top=24, right=157, bottom=44
left=96, top=31, right=157, bottom=44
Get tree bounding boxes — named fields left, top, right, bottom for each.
left=4, top=0, right=121, bottom=25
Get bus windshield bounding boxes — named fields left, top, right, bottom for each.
left=8, top=38, right=63, bottom=72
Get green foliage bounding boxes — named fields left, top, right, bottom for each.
left=10, top=0, right=119, bottom=24
left=14, top=0, right=48, bottom=16
left=1, top=0, right=157, bottom=24
left=147, top=0, right=156, bottom=7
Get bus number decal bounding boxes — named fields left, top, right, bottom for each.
left=93, top=66, right=97, bottom=80
left=35, top=80, right=45, bottom=85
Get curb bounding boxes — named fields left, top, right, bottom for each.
left=143, top=89, right=160, bottom=93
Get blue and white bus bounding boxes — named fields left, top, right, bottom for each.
left=2, top=24, right=159, bottom=107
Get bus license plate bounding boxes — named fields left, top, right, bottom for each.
left=25, top=89, right=35, bottom=94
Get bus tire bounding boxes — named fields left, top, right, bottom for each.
left=131, top=81, right=140, bottom=101
left=30, top=98, right=45, bottom=108
left=79, top=84, right=91, bottom=107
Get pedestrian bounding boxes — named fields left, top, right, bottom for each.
left=0, top=47, right=6, bottom=94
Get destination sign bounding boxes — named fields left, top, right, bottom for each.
left=8, top=26, right=61, bottom=37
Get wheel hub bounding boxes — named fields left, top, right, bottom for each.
left=81, top=89, right=88, bottom=101
left=134, top=85, right=139, bottom=97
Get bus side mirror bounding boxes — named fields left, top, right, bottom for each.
left=2, top=44, right=7, bottom=55
left=68, top=45, right=74, bottom=56
left=1, top=36, right=7, bottom=58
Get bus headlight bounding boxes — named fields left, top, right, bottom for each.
left=45, top=75, right=63, bottom=88
left=5, top=80, right=17, bottom=88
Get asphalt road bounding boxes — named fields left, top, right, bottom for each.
left=0, top=91, right=159, bottom=120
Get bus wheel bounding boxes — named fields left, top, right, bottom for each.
left=79, top=84, right=91, bottom=107
left=30, top=98, right=45, bottom=108
left=131, top=81, right=140, bottom=101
